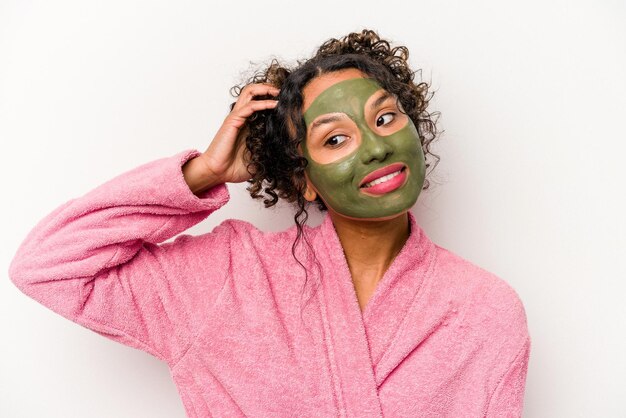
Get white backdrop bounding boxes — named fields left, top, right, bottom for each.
left=1, top=1, right=625, bottom=417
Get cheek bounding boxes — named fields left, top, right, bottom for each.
left=328, top=155, right=359, bottom=183
left=307, top=154, right=359, bottom=193
left=393, top=123, right=423, bottom=159
left=307, top=135, right=361, bottom=165
left=403, top=137, right=423, bottom=160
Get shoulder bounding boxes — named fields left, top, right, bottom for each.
left=193, top=217, right=317, bottom=260
left=433, top=244, right=529, bottom=341
left=215, top=218, right=296, bottom=242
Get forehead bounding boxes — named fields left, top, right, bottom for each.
left=302, top=74, right=383, bottom=125
left=302, top=68, right=367, bottom=109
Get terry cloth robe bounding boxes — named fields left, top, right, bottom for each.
left=9, top=149, right=531, bottom=418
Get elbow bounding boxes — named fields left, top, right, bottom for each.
left=8, top=252, right=84, bottom=320
left=7, top=243, right=49, bottom=298
left=8, top=253, right=34, bottom=295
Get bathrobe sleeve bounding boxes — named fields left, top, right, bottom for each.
left=8, top=149, right=233, bottom=366
left=485, top=337, right=531, bottom=417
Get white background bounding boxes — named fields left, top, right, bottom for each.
left=2, top=1, right=625, bottom=417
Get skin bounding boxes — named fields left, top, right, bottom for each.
left=302, top=77, right=425, bottom=219
left=300, top=68, right=426, bottom=312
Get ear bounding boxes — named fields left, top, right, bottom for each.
left=303, top=172, right=317, bottom=202
left=304, top=186, right=317, bottom=202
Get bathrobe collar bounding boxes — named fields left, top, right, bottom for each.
left=314, top=210, right=438, bottom=417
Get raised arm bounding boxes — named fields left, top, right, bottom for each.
left=8, top=149, right=233, bottom=365
left=9, top=82, right=281, bottom=366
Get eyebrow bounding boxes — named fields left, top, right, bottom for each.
left=369, top=91, right=394, bottom=111
left=309, top=114, right=346, bottom=135
left=308, top=92, right=395, bottom=135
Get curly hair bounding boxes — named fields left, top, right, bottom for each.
left=229, top=28, right=441, bottom=298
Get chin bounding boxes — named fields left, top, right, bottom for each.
left=321, top=190, right=420, bottom=222
left=334, top=208, right=412, bottom=222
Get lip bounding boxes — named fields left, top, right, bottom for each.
left=359, top=162, right=407, bottom=188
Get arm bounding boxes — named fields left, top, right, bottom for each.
left=8, top=149, right=232, bottom=366
left=485, top=337, right=531, bottom=417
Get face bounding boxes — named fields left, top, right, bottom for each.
left=300, top=68, right=426, bottom=219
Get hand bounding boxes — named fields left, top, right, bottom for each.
left=198, top=83, right=280, bottom=185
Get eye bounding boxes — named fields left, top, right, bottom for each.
left=376, top=112, right=396, bottom=127
left=324, top=134, right=348, bottom=148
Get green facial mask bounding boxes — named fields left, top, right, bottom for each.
left=302, top=77, right=426, bottom=219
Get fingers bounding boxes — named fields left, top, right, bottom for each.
left=224, top=99, right=277, bottom=130
left=234, top=83, right=280, bottom=110
left=241, top=83, right=280, bottom=99
left=227, top=82, right=280, bottom=126
left=223, top=98, right=278, bottom=131
left=236, top=98, right=278, bottom=119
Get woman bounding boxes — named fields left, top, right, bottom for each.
left=9, top=29, right=531, bottom=417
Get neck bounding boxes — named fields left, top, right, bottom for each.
left=329, top=210, right=411, bottom=281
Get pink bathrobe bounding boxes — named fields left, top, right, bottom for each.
left=9, top=149, right=531, bottom=417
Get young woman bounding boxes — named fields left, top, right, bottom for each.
left=9, top=29, right=531, bottom=417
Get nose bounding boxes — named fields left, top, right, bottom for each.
left=359, top=129, right=393, bottom=164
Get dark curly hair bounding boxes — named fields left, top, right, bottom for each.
left=229, top=28, right=441, bottom=300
